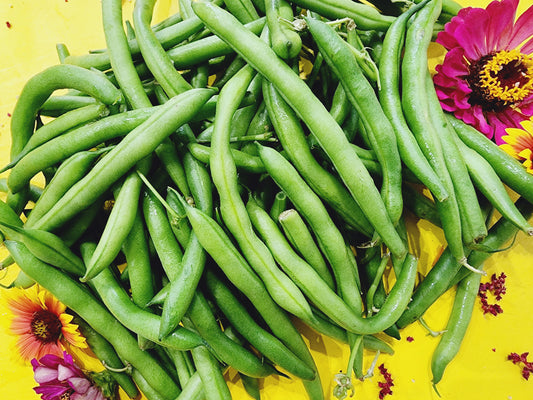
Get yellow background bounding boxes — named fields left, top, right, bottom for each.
left=1, top=1, right=532, bottom=399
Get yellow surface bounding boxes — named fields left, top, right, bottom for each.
left=1, top=1, right=532, bottom=399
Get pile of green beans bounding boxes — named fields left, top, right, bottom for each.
left=2, top=0, right=533, bottom=399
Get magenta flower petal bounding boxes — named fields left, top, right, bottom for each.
left=32, top=352, right=106, bottom=400
left=453, top=9, right=490, bottom=57
left=57, top=363, right=79, bottom=381
left=33, top=366, right=59, bottom=384
left=507, top=1, right=533, bottom=49
left=68, top=377, right=92, bottom=394
left=33, top=383, right=70, bottom=400
left=486, top=0, right=517, bottom=50
left=433, top=0, right=533, bottom=143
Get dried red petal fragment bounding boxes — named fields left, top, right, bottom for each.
left=507, top=351, right=533, bottom=380
left=377, top=363, right=394, bottom=399
left=478, top=272, right=507, bottom=315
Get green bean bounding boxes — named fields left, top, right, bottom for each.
left=166, top=17, right=266, bottom=70
left=305, top=16, right=403, bottom=226
left=159, top=231, right=206, bottom=339
left=142, top=189, right=184, bottom=280
left=155, top=138, right=191, bottom=199
left=185, top=291, right=278, bottom=378
left=80, top=242, right=204, bottom=351
left=265, top=0, right=302, bottom=60
left=377, top=0, right=448, bottom=203
left=133, top=0, right=192, bottom=97
left=39, top=95, right=100, bottom=117
left=396, top=198, right=532, bottom=329
left=448, top=114, right=533, bottom=205
left=102, top=0, right=152, bottom=109
left=329, top=83, right=351, bottom=127
left=268, top=191, right=287, bottom=222
left=431, top=271, right=481, bottom=389
left=278, top=208, right=334, bottom=289
left=188, top=143, right=266, bottom=173
left=245, top=101, right=272, bottom=137
left=160, top=153, right=213, bottom=336
left=172, top=192, right=324, bottom=399
left=363, top=335, right=394, bottom=355
left=164, top=348, right=195, bottom=388
left=131, top=370, right=168, bottom=400
left=31, top=88, right=214, bottom=232
left=73, top=316, right=140, bottom=399
left=0, top=198, right=25, bottom=228
left=7, top=107, right=157, bottom=195
left=257, top=143, right=419, bottom=333
left=452, top=132, right=533, bottom=235
left=165, top=190, right=193, bottom=248
left=255, top=142, right=363, bottom=313
left=65, top=16, right=205, bottom=70
left=262, top=80, right=373, bottom=238
left=290, top=0, right=395, bottom=31
left=6, top=240, right=182, bottom=400
left=81, top=171, right=147, bottom=282
left=3, top=103, right=108, bottom=172
left=204, top=268, right=316, bottom=381
left=246, top=196, right=369, bottom=332
left=365, top=252, right=390, bottom=317
left=191, top=64, right=210, bottom=88
left=209, top=64, right=313, bottom=321
left=25, top=149, right=109, bottom=227
left=0, top=179, right=41, bottom=204
left=224, top=0, right=260, bottom=23
left=213, top=56, right=248, bottom=88
left=239, top=374, right=261, bottom=400
left=174, top=371, right=205, bottom=400
left=402, top=0, right=468, bottom=268
left=179, top=0, right=195, bottom=19
left=188, top=343, right=231, bottom=400
left=193, top=1, right=406, bottom=258
left=122, top=207, right=154, bottom=309
left=9, top=64, right=124, bottom=161
left=0, top=223, right=84, bottom=276
left=402, top=184, right=442, bottom=228
left=449, top=197, right=533, bottom=288
left=56, top=196, right=106, bottom=247
left=424, top=73, right=487, bottom=246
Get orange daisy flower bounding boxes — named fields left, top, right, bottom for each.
left=499, top=119, right=533, bottom=173
left=4, top=285, right=88, bottom=363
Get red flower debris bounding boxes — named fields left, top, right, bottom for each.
left=377, top=363, right=394, bottom=399
left=406, top=336, right=414, bottom=342
left=6, top=21, right=12, bottom=28
left=507, top=352, right=533, bottom=380
left=478, top=272, right=507, bottom=315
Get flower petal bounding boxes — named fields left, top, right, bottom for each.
left=453, top=8, right=491, bottom=58
left=485, top=0, right=518, bottom=51
left=57, top=363, right=79, bottom=380
left=68, top=377, right=92, bottom=393
left=33, top=367, right=59, bottom=384
left=507, top=0, right=533, bottom=49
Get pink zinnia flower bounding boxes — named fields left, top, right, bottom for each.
left=433, top=0, right=533, bottom=144
left=31, top=352, right=106, bottom=400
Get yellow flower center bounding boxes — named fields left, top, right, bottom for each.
left=31, top=310, right=63, bottom=343
left=480, top=50, right=533, bottom=103
left=468, top=50, right=533, bottom=111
